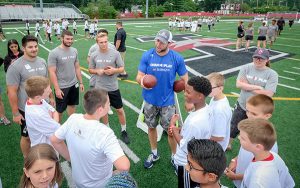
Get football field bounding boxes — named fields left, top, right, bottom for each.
left=0, top=19, right=299, bottom=187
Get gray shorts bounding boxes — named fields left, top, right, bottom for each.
left=143, top=102, right=176, bottom=132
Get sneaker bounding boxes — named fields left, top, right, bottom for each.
left=0, top=117, right=11, bottom=126
left=121, top=131, right=130, bottom=144
left=144, top=152, right=160, bottom=169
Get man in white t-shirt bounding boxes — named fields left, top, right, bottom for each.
left=207, top=73, right=232, bottom=151
left=169, top=76, right=213, bottom=188
left=51, top=89, right=130, bottom=187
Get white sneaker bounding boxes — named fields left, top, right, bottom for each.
left=108, top=109, right=113, bottom=115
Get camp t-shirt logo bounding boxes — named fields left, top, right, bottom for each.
left=150, top=63, right=172, bottom=72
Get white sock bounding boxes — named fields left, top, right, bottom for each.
left=121, top=124, right=126, bottom=132
left=152, top=149, right=158, bottom=156
left=171, top=154, right=175, bottom=160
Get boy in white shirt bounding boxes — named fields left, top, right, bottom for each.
left=186, top=139, right=228, bottom=188
left=73, top=20, right=77, bottom=35
left=207, top=73, right=232, bottom=151
left=169, top=76, right=213, bottom=188
left=238, top=118, right=293, bottom=188
left=51, top=89, right=130, bottom=188
left=89, top=22, right=95, bottom=38
left=24, top=76, right=60, bottom=147
left=225, top=94, right=294, bottom=188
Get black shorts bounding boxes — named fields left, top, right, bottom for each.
left=257, top=36, right=266, bottom=41
left=19, top=110, right=29, bottom=137
left=55, top=84, right=79, bottom=113
left=108, top=89, right=123, bottom=109
left=237, top=33, right=244, bottom=38
left=245, top=35, right=253, bottom=40
left=278, top=26, right=283, bottom=30
left=85, top=29, right=89, bottom=32
left=198, top=24, right=202, bottom=27
left=230, top=102, right=248, bottom=139
left=177, top=166, right=198, bottom=188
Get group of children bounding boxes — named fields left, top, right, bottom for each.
left=168, top=16, right=218, bottom=32
left=84, top=19, right=99, bottom=38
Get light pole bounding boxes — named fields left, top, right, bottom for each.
left=146, top=0, right=148, bottom=19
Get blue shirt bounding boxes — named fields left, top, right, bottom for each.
left=138, top=48, right=187, bottom=107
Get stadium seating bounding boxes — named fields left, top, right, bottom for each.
left=0, top=4, right=85, bottom=20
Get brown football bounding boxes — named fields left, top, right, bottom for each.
left=173, top=79, right=185, bottom=93
left=142, top=75, right=157, bottom=89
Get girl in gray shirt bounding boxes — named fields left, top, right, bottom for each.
left=257, top=22, right=268, bottom=48
left=245, top=22, right=254, bottom=52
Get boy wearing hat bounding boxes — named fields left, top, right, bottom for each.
left=228, top=48, right=278, bottom=150
left=136, top=29, right=188, bottom=169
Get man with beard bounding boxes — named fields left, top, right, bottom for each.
left=48, top=30, right=84, bottom=123
left=6, top=35, right=53, bottom=158
left=136, top=29, right=188, bottom=169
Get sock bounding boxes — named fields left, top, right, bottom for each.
left=152, top=149, right=158, bottom=156
left=121, top=124, right=126, bottom=132
left=171, top=154, right=175, bottom=160
left=106, top=123, right=110, bottom=128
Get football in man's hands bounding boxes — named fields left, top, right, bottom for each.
left=173, top=79, right=185, bottom=93
left=142, top=75, right=157, bottom=89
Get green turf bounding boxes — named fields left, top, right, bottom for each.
left=0, top=20, right=299, bottom=187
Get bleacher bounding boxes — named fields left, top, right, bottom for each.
left=0, top=3, right=86, bottom=21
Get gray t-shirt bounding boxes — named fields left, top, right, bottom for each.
left=237, top=64, right=278, bottom=110
left=48, top=46, right=79, bottom=88
left=6, top=56, right=48, bottom=111
left=245, top=27, right=254, bottom=36
left=89, top=48, right=124, bottom=91
left=88, top=43, right=116, bottom=87
left=258, top=26, right=268, bottom=36
left=267, top=25, right=278, bottom=37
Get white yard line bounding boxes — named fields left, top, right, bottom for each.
left=278, top=75, right=295, bottom=80
left=118, top=140, right=140, bottom=163
left=230, top=92, right=240, bottom=96
left=278, top=83, right=300, bottom=91
left=293, top=67, right=300, bottom=69
left=283, top=70, right=300, bottom=76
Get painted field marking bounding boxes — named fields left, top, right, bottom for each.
left=230, top=92, right=240, bottom=96
left=279, top=75, right=296, bottom=80
left=278, top=83, right=300, bottom=91
left=293, top=67, right=300, bottom=69
left=118, top=140, right=140, bottom=163
left=60, top=161, right=76, bottom=188
left=283, top=70, right=300, bottom=76
left=287, top=58, right=300, bottom=62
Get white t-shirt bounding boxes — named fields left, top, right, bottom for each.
left=242, top=154, right=281, bottom=188
left=271, top=152, right=295, bottom=188
left=55, top=114, right=125, bottom=188
left=56, top=24, right=61, bottom=35
left=25, top=99, right=60, bottom=147
left=73, top=21, right=77, bottom=29
left=234, top=142, right=278, bottom=188
left=209, top=97, right=232, bottom=151
left=35, top=23, right=40, bottom=32
left=84, top=20, right=89, bottom=29
left=89, top=23, right=95, bottom=33
left=174, top=105, right=212, bottom=166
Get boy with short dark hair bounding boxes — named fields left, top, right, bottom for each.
left=186, top=139, right=227, bottom=188
left=25, top=76, right=60, bottom=147
left=169, top=76, right=213, bottom=188
left=207, top=72, right=232, bottom=151
left=238, top=118, right=293, bottom=188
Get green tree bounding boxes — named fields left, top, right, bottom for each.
left=202, top=0, right=222, bottom=12
left=182, top=0, right=197, bottom=12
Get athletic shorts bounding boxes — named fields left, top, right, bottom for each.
left=198, top=24, right=202, bottom=27
left=267, top=36, right=275, bottom=42
left=257, top=36, right=266, bottom=41
left=245, top=35, right=253, bottom=41
left=55, top=84, right=79, bottom=113
left=108, top=89, right=123, bottom=109
left=143, top=101, right=176, bottom=132
left=177, top=166, right=198, bottom=188
left=278, top=26, right=283, bottom=30
left=237, top=33, right=244, bottom=38
left=230, top=102, right=248, bottom=139
left=19, top=110, right=29, bottom=137
left=85, top=28, right=89, bottom=32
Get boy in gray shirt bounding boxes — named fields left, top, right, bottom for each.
left=48, top=30, right=84, bottom=123
left=6, top=35, right=53, bottom=158
left=89, top=33, right=130, bottom=144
